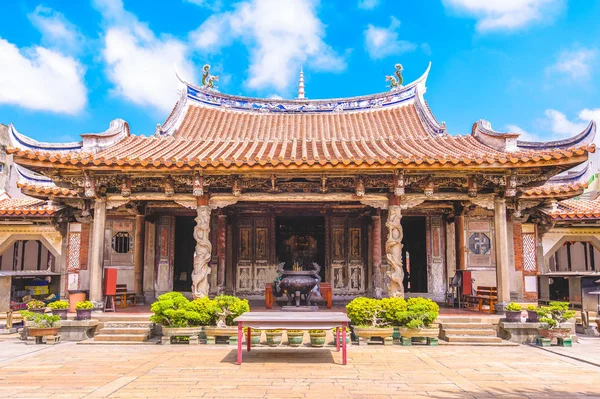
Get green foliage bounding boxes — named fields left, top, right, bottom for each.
left=213, top=295, right=250, bottom=326
left=26, top=299, right=46, bottom=310
left=265, top=329, right=282, bottom=333
left=346, top=297, right=385, bottom=327
left=75, top=300, right=94, bottom=310
left=536, top=301, right=575, bottom=329
left=287, top=330, right=303, bottom=333
left=526, top=305, right=537, bottom=312
left=150, top=292, right=190, bottom=327
left=185, top=297, right=219, bottom=327
left=393, top=297, right=440, bottom=329
left=48, top=300, right=69, bottom=310
left=380, top=297, right=407, bottom=326
left=506, top=302, right=522, bottom=312
left=308, top=330, right=325, bottom=334
left=20, top=310, right=61, bottom=328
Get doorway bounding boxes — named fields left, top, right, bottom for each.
left=173, top=216, right=195, bottom=292
left=401, top=216, right=428, bottom=293
left=276, top=216, right=326, bottom=281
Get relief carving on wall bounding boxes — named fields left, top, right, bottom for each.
left=386, top=205, right=404, bottom=298
left=191, top=206, right=212, bottom=298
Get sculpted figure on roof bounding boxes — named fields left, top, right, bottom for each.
left=386, top=63, right=404, bottom=90
left=201, top=64, right=219, bottom=90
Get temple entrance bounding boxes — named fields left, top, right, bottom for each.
left=276, top=216, right=326, bottom=282
left=401, top=216, right=428, bottom=293
left=173, top=216, right=195, bottom=292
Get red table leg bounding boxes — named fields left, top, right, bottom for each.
left=237, top=322, right=243, bottom=365
left=342, top=323, right=347, bottom=365
left=336, top=327, right=340, bottom=352
left=247, top=326, right=252, bottom=352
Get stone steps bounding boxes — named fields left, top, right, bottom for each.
left=101, top=321, right=154, bottom=329
left=442, top=328, right=497, bottom=336
left=439, top=316, right=505, bottom=345
left=443, top=335, right=502, bottom=343
left=98, top=327, right=151, bottom=335
left=440, top=322, right=496, bottom=329
left=85, top=314, right=153, bottom=344
left=94, top=333, right=149, bottom=342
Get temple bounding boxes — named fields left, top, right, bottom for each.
left=1, top=63, right=597, bottom=312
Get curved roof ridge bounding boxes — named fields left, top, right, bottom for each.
left=548, top=162, right=590, bottom=184
left=517, top=121, right=596, bottom=150
left=9, top=123, right=82, bottom=152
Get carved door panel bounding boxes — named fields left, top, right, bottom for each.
left=105, top=219, right=135, bottom=267
left=236, top=217, right=253, bottom=292
left=235, top=216, right=272, bottom=293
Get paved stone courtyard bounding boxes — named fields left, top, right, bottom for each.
left=1, top=340, right=600, bottom=399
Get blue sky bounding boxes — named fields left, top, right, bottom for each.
left=0, top=0, right=599, bottom=143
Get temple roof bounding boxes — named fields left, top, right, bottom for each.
left=546, top=198, right=600, bottom=220
left=6, top=64, right=596, bottom=171
left=0, top=195, right=56, bottom=217
left=14, top=165, right=77, bottom=197
left=522, top=163, right=590, bottom=199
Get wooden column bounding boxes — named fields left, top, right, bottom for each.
left=372, top=211, right=383, bottom=298
left=494, top=197, right=510, bottom=310
left=454, top=203, right=466, bottom=271
left=217, top=212, right=227, bottom=291
left=89, top=198, right=106, bottom=303
left=134, top=214, right=145, bottom=295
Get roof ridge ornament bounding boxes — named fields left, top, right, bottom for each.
left=297, top=67, right=306, bottom=100
left=201, top=64, right=219, bottom=91
left=386, top=64, right=404, bottom=91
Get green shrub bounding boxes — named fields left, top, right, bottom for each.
left=26, top=299, right=46, bottom=310
left=48, top=300, right=69, bottom=310
left=150, top=292, right=190, bottom=327
left=380, top=297, right=407, bottom=326
left=536, top=301, right=575, bottom=329
left=393, top=297, right=439, bottom=329
left=506, top=302, right=522, bottom=312
left=185, top=297, right=219, bottom=326
left=75, top=300, right=94, bottom=310
left=526, top=305, right=537, bottom=312
left=265, top=329, right=282, bottom=333
left=308, top=330, right=325, bottom=334
left=20, top=311, right=61, bottom=328
left=212, top=295, right=250, bottom=326
left=346, top=297, right=385, bottom=327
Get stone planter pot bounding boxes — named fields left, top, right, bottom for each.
left=505, top=311, right=522, bottom=323
left=248, top=330, right=262, bottom=346
left=527, top=311, right=539, bottom=323
left=76, top=309, right=92, bottom=320
left=162, top=327, right=202, bottom=345
left=398, top=327, right=439, bottom=339
left=265, top=331, right=283, bottom=347
left=51, top=309, right=68, bottom=320
left=309, top=331, right=326, bottom=347
left=353, top=327, right=394, bottom=345
left=286, top=331, right=304, bottom=347
left=538, top=328, right=571, bottom=340
left=204, top=326, right=238, bottom=345
left=28, top=327, right=60, bottom=337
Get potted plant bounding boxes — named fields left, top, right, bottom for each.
left=26, top=299, right=47, bottom=314
left=333, top=328, right=350, bottom=345
left=286, top=330, right=304, bottom=347
left=204, top=295, right=250, bottom=345
left=526, top=305, right=539, bottom=322
left=308, top=330, right=326, bottom=347
left=265, top=330, right=283, bottom=346
left=20, top=310, right=61, bottom=338
left=393, top=297, right=440, bottom=345
left=380, top=297, right=407, bottom=343
left=504, top=302, right=523, bottom=322
left=536, top=301, right=576, bottom=340
left=48, top=300, right=69, bottom=320
left=75, top=300, right=94, bottom=320
left=346, top=297, right=394, bottom=345
left=244, top=327, right=262, bottom=347
left=150, top=292, right=216, bottom=344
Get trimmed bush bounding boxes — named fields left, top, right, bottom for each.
left=346, top=297, right=385, bottom=327
left=213, top=295, right=250, bottom=326
left=20, top=311, right=61, bottom=328
left=505, top=302, right=522, bottom=312
left=536, top=301, right=575, bottom=329
left=393, top=297, right=439, bottom=329
left=380, top=297, right=407, bottom=326
left=75, top=300, right=94, bottom=310
left=48, top=300, right=69, bottom=310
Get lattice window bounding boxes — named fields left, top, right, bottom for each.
left=112, top=232, right=131, bottom=254
left=67, top=232, right=81, bottom=272
left=523, top=233, right=537, bottom=271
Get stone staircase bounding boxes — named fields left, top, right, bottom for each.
left=438, top=316, right=507, bottom=345
left=85, top=313, right=154, bottom=344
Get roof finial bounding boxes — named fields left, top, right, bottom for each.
left=297, top=66, right=305, bottom=100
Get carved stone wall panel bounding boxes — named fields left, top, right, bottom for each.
left=428, top=216, right=445, bottom=299
left=466, top=217, right=495, bottom=269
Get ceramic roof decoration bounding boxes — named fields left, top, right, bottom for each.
left=546, top=198, right=600, bottom=220
left=5, top=63, right=596, bottom=174
left=0, top=196, right=56, bottom=217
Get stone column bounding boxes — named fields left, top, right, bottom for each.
left=89, top=198, right=106, bottom=304
left=217, top=212, right=227, bottom=292
left=372, top=212, right=383, bottom=298
left=192, top=196, right=212, bottom=298
left=454, top=203, right=466, bottom=271
left=134, top=215, right=145, bottom=295
left=386, top=196, right=404, bottom=298
left=494, top=197, right=510, bottom=311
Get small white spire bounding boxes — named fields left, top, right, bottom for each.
left=297, top=67, right=305, bottom=99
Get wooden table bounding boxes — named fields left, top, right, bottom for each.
left=233, top=311, right=351, bottom=365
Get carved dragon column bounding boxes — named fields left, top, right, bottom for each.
left=192, top=195, right=212, bottom=298
left=386, top=195, right=404, bottom=298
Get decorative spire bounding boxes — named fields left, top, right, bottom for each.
left=297, top=67, right=305, bottom=99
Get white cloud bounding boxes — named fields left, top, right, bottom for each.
left=364, top=17, right=417, bottom=60
left=505, top=124, right=543, bottom=141
left=442, top=0, right=565, bottom=32
left=0, top=37, right=87, bottom=114
left=28, top=5, right=84, bottom=54
left=543, top=109, right=598, bottom=137
left=547, top=47, right=597, bottom=81
left=190, top=0, right=345, bottom=93
left=93, top=0, right=197, bottom=112
left=358, top=0, right=380, bottom=10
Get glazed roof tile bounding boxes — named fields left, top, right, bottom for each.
left=0, top=197, right=56, bottom=216
left=548, top=198, right=600, bottom=220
